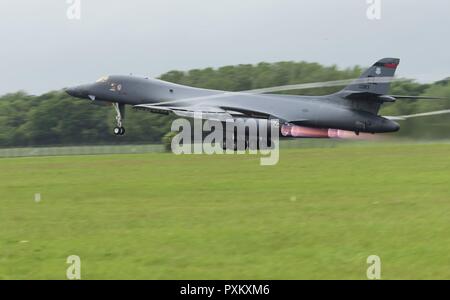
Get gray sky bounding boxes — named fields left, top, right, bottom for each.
left=0, top=0, right=449, bottom=95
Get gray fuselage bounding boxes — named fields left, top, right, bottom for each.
left=66, top=75, right=400, bottom=134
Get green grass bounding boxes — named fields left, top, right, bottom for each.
left=1, top=143, right=450, bottom=279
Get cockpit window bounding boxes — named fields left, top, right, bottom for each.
left=109, top=82, right=122, bottom=92
left=96, top=76, right=109, bottom=83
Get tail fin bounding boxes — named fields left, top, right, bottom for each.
left=342, top=58, right=400, bottom=95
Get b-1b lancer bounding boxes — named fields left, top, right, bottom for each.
left=65, top=58, right=449, bottom=143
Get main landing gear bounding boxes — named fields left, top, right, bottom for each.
left=113, top=103, right=125, bottom=136
left=113, top=126, right=125, bottom=135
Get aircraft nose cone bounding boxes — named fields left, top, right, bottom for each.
left=64, top=86, right=78, bottom=97
left=65, top=84, right=90, bottom=98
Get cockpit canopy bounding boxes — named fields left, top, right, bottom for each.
left=96, top=76, right=109, bottom=83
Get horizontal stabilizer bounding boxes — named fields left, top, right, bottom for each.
left=342, top=92, right=448, bottom=103
left=389, top=95, right=449, bottom=100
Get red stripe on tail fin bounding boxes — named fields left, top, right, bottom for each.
left=384, top=63, right=398, bottom=69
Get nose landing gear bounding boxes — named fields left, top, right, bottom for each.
left=113, top=126, right=125, bottom=136
left=113, top=103, right=125, bottom=136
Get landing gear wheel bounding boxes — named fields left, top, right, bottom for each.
left=114, top=127, right=125, bottom=136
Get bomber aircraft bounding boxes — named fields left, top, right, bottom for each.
left=65, top=58, right=449, bottom=147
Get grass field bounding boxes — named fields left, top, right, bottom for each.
left=1, top=143, right=449, bottom=279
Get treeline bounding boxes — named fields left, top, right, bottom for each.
left=0, top=61, right=449, bottom=147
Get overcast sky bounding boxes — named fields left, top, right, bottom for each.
left=0, top=0, right=449, bottom=95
